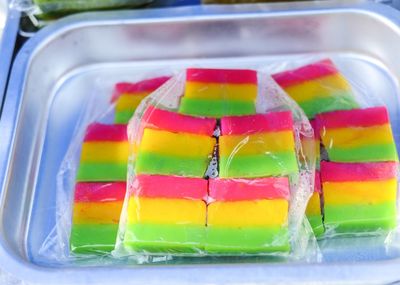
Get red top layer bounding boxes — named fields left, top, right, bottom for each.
left=272, top=59, right=338, bottom=88
left=84, top=123, right=127, bottom=142
left=186, top=68, right=258, bottom=84
left=209, top=177, right=290, bottom=201
left=74, top=182, right=126, bottom=202
left=310, top=120, right=319, bottom=140
left=220, top=111, right=293, bottom=135
left=321, top=161, right=398, bottom=182
left=314, top=171, right=322, bottom=194
left=133, top=175, right=208, bottom=200
left=111, top=76, right=170, bottom=102
left=142, top=105, right=216, bottom=136
left=315, top=106, right=389, bottom=130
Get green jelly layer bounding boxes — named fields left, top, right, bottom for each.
left=179, top=98, right=256, bottom=118
left=219, top=152, right=298, bottom=178
left=206, top=226, right=290, bottom=253
left=307, top=215, right=324, bottom=237
left=326, top=144, right=399, bottom=163
left=299, top=92, right=359, bottom=119
left=76, top=162, right=127, bottom=182
left=115, top=110, right=135, bottom=124
left=124, top=223, right=205, bottom=253
left=135, top=152, right=210, bottom=177
left=324, top=202, right=397, bottom=233
left=35, top=0, right=145, bottom=15
left=70, top=224, right=118, bottom=253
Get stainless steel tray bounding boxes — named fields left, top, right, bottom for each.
left=2, top=2, right=400, bottom=284
left=0, top=5, right=20, bottom=114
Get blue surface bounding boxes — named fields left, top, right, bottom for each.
left=151, top=0, right=201, bottom=7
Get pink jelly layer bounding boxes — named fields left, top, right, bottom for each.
left=186, top=68, right=258, bottom=84
left=315, top=171, right=322, bottom=194
left=209, top=177, right=290, bottom=201
left=321, top=161, right=398, bottom=182
left=133, top=175, right=208, bottom=200
left=142, top=105, right=216, bottom=136
left=111, top=76, right=171, bottom=102
left=74, top=182, right=126, bottom=202
left=220, top=111, right=293, bottom=135
left=310, top=120, right=319, bottom=139
left=315, top=106, right=389, bottom=129
left=84, top=123, right=127, bottom=142
left=272, top=59, right=338, bottom=88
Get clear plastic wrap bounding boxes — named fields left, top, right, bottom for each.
left=271, top=59, right=366, bottom=120
left=40, top=56, right=400, bottom=265
left=271, top=59, right=400, bottom=246
left=113, top=67, right=318, bottom=261
left=37, top=74, right=171, bottom=264
left=316, top=107, right=399, bottom=237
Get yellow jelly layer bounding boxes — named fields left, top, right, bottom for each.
left=139, top=128, right=215, bottom=158
left=208, top=200, right=288, bottom=227
left=219, top=131, right=295, bottom=156
left=127, top=197, right=206, bottom=225
left=185, top=82, right=257, bottom=101
left=323, top=179, right=397, bottom=205
left=73, top=201, right=123, bottom=224
left=115, top=93, right=148, bottom=111
left=284, top=74, right=351, bottom=103
left=306, top=192, right=321, bottom=216
left=80, top=142, right=130, bottom=163
left=321, top=124, right=395, bottom=149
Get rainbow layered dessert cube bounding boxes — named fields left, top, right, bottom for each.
left=206, top=178, right=290, bottom=253
left=71, top=182, right=126, bottom=253
left=112, top=76, right=170, bottom=124
left=316, top=106, right=398, bottom=163
left=135, top=106, right=217, bottom=177
left=76, top=123, right=129, bottom=182
left=272, top=59, right=359, bottom=119
left=219, top=111, right=298, bottom=178
left=125, top=106, right=217, bottom=252
left=321, top=161, right=398, bottom=233
left=72, top=123, right=129, bottom=252
left=124, top=175, right=207, bottom=253
left=178, top=68, right=257, bottom=117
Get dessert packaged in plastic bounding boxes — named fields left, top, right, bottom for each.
left=272, top=59, right=399, bottom=245
left=113, top=68, right=318, bottom=261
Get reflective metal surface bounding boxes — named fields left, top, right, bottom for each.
left=1, top=2, right=400, bottom=284
left=0, top=3, right=19, bottom=114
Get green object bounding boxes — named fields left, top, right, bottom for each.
left=70, top=224, right=118, bottom=253
left=324, top=202, right=397, bottom=233
left=179, top=98, right=256, bottom=118
left=115, top=110, right=135, bottom=124
left=299, top=92, right=359, bottom=119
left=135, top=152, right=211, bottom=177
left=124, top=224, right=205, bottom=253
left=219, top=152, right=298, bottom=178
left=307, top=215, right=324, bottom=237
left=326, top=144, right=399, bottom=163
left=76, top=162, right=127, bottom=182
left=34, top=0, right=152, bottom=18
left=206, top=226, right=290, bottom=253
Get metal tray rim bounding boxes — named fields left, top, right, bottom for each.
left=1, top=2, right=400, bottom=284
